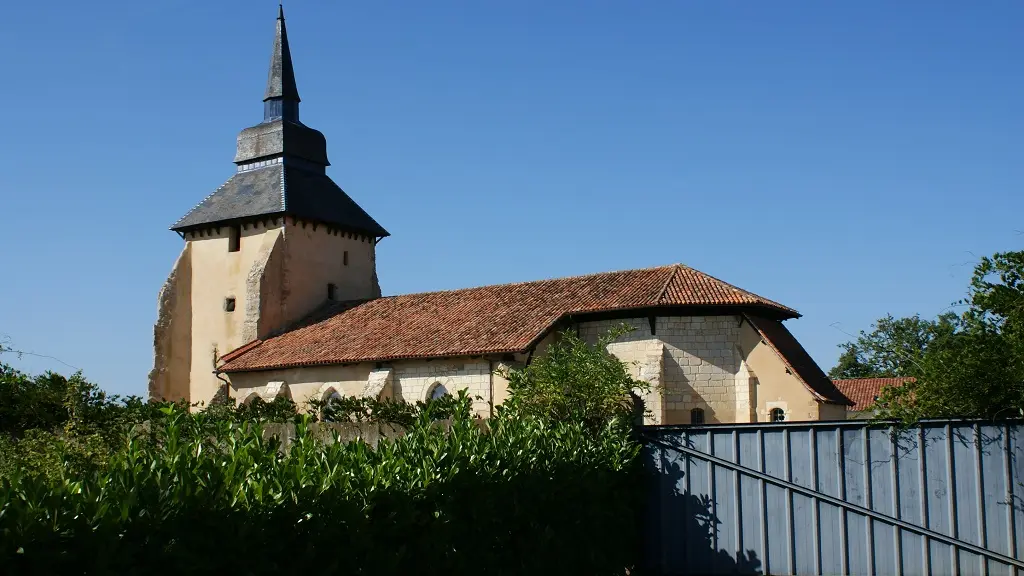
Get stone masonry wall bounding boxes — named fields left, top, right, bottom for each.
left=393, top=359, right=493, bottom=417
left=579, top=315, right=745, bottom=425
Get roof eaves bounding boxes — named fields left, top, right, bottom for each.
left=219, top=346, right=530, bottom=374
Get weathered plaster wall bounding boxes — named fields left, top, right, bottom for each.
left=169, top=216, right=382, bottom=407
left=818, top=402, right=850, bottom=421
left=188, top=223, right=284, bottom=407
left=280, top=218, right=380, bottom=329
left=149, top=244, right=193, bottom=402
left=736, top=320, right=845, bottom=422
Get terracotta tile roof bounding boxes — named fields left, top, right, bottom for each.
left=219, top=264, right=799, bottom=372
left=743, top=315, right=854, bottom=406
left=832, top=378, right=915, bottom=411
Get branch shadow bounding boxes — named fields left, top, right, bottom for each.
left=642, top=443, right=762, bottom=575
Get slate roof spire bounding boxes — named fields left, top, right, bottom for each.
left=169, top=6, right=390, bottom=240
left=264, top=4, right=300, bottom=122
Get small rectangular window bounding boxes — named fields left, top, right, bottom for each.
left=228, top=225, right=241, bottom=252
left=343, top=251, right=349, bottom=266
left=224, top=297, right=236, bottom=312
left=327, top=283, right=337, bottom=301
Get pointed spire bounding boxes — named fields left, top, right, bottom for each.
left=263, top=4, right=300, bottom=122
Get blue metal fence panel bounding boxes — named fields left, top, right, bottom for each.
left=641, top=420, right=1024, bottom=576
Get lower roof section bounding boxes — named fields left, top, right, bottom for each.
left=218, top=263, right=800, bottom=372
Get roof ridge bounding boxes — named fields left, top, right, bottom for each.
left=379, top=264, right=679, bottom=300
left=654, top=264, right=681, bottom=305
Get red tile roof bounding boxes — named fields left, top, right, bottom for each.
left=744, top=315, right=853, bottom=405
left=832, top=378, right=915, bottom=411
left=219, top=264, right=799, bottom=372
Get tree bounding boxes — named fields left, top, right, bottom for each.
left=831, top=250, right=1024, bottom=422
left=499, top=325, right=647, bottom=430
left=827, top=313, right=957, bottom=380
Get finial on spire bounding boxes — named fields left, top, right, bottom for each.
left=264, top=4, right=300, bottom=122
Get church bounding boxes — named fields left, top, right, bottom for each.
left=149, top=8, right=852, bottom=425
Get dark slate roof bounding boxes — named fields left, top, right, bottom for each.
left=170, top=164, right=390, bottom=237
left=265, top=5, right=299, bottom=103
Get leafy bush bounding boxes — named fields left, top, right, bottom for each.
left=0, top=328, right=645, bottom=574
left=501, top=325, right=648, bottom=430
left=0, top=402, right=641, bottom=575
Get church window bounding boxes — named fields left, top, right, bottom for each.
left=322, top=389, right=343, bottom=422
left=428, top=382, right=449, bottom=401
left=228, top=225, right=241, bottom=252
left=327, top=283, right=337, bottom=301
left=770, top=408, right=786, bottom=422
left=224, top=297, right=236, bottom=312
left=690, top=408, right=705, bottom=425
left=343, top=251, right=349, bottom=266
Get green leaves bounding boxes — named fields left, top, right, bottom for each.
left=0, top=327, right=646, bottom=574
left=832, top=250, right=1024, bottom=423
left=0, top=401, right=641, bottom=575
left=501, top=326, right=648, bottom=432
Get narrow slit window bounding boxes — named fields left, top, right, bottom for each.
left=343, top=251, right=349, bottom=266
left=228, top=225, right=241, bottom=252
left=690, top=408, right=705, bottom=425
left=327, top=283, right=337, bottom=301
left=224, top=297, right=236, bottom=312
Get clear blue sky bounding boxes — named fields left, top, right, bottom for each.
left=1, top=1, right=1021, bottom=397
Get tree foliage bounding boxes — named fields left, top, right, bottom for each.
left=0, top=328, right=646, bottom=573
left=830, top=250, right=1024, bottom=422
left=500, top=325, right=648, bottom=430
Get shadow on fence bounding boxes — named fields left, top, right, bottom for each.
left=645, top=450, right=762, bottom=575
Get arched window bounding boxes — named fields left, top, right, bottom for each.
left=428, top=382, right=449, bottom=401
left=323, top=388, right=342, bottom=404
left=321, top=388, right=343, bottom=422
left=690, top=408, right=705, bottom=425
left=770, top=408, right=786, bottom=422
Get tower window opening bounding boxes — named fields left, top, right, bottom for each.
left=224, top=297, right=236, bottom=312
left=343, top=251, right=348, bottom=266
left=327, top=283, right=337, bottom=301
left=228, top=225, right=241, bottom=252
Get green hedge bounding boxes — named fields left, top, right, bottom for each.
left=0, top=401, right=642, bottom=575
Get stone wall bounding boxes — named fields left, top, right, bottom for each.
left=393, top=359, right=493, bottom=417
left=149, top=244, right=193, bottom=402
left=228, top=357, right=495, bottom=418
left=579, top=315, right=745, bottom=425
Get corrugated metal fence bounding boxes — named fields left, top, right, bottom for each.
left=641, top=420, right=1024, bottom=576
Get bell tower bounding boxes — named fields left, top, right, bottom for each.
left=149, top=6, right=389, bottom=406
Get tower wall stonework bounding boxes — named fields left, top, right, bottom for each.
left=279, top=217, right=381, bottom=329
left=149, top=243, right=193, bottom=402
left=186, top=224, right=284, bottom=406
left=152, top=218, right=383, bottom=406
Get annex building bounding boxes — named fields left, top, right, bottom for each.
left=149, top=8, right=853, bottom=424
